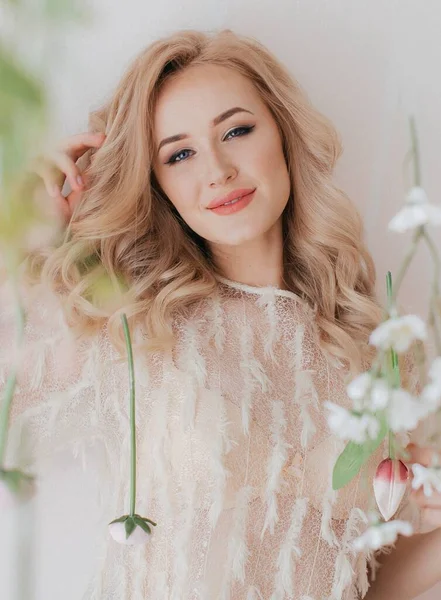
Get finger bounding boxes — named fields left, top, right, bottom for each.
left=65, top=189, right=83, bottom=216
left=33, top=157, right=67, bottom=196
left=410, top=487, right=441, bottom=507
left=405, top=444, right=437, bottom=467
left=50, top=185, right=72, bottom=223
left=59, top=132, right=106, bottom=162
left=45, top=151, right=85, bottom=194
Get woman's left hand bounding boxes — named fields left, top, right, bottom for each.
left=405, top=443, right=441, bottom=532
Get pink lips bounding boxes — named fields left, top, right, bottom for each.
left=207, top=188, right=256, bottom=210
left=207, top=189, right=256, bottom=216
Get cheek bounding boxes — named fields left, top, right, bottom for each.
left=248, top=131, right=289, bottom=193
left=260, top=140, right=291, bottom=210
left=159, top=173, right=198, bottom=217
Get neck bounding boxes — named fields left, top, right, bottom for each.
left=209, top=220, right=285, bottom=289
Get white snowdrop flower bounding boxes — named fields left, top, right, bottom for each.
left=347, top=372, right=372, bottom=403
left=388, top=186, right=441, bottom=232
left=346, top=373, right=390, bottom=411
left=407, top=186, right=430, bottom=205
left=411, top=463, right=441, bottom=497
left=417, top=356, right=441, bottom=414
left=352, top=519, right=413, bottom=551
left=369, top=315, right=427, bottom=353
left=108, top=521, right=152, bottom=545
left=428, top=356, right=441, bottom=385
left=324, top=401, right=380, bottom=443
left=387, top=389, right=424, bottom=432
left=370, top=379, right=391, bottom=411
left=421, top=382, right=441, bottom=413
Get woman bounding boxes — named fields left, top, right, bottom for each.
left=0, top=28, right=422, bottom=599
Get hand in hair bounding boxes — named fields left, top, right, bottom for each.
left=31, top=132, right=106, bottom=223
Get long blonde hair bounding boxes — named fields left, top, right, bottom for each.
left=28, top=28, right=384, bottom=375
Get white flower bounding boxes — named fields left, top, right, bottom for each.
left=387, top=388, right=425, bottom=432
left=352, top=519, right=413, bottom=551
left=347, top=372, right=372, bottom=403
left=421, top=383, right=441, bottom=413
left=411, top=463, right=441, bottom=497
left=108, top=521, right=152, bottom=545
left=428, top=356, right=441, bottom=384
left=324, top=401, right=380, bottom=443
left=108, top=514, right=156, bottom=545
left=407, top=187, right=430, bottom=205
left=347, top=373, right=390, bottom=411
left=370, top=315, right=427, bottom=353
left=389, top=186, right=441, bottom=232
left=370, top=379, right=391, bottom=410
left=420, top=357, right=441, bottom=413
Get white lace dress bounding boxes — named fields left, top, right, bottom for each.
left=0, top=277, right=420, bottom=600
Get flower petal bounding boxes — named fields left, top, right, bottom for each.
left=374, top=458, right=409, bottom=521
left=388, top=206, right=428, bottom=232
left=109, top=520, right=152, bottom=545
left=406, top=186, right=429, bottom=205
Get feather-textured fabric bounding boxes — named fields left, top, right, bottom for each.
left=0, top=276, right=421, bottom=600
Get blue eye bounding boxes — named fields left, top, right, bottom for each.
left=165, top=125, right=255, bottom=166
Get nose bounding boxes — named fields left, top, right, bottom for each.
left=207, top=150, right=238, bottom=188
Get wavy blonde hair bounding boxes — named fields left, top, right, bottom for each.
left=28, top=28, right=385, bottom=375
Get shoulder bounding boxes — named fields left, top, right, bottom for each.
left=0, top=278, right=108, bottom=390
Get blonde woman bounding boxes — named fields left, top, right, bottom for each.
left=1, top=28, right=436, bottom=600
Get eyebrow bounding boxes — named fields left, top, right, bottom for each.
left=157, top=106, right=254, bottom=154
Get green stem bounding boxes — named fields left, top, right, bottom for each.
left=391, top=228, right=423, bottom=306
left=388, top=430, right=395, bottom=460
left=121, top=313, right=136, bottom=517
left=386, top=271, right=393, bottom=313
left=0, top=273, right=26, bottom=466
left=386, top=272, right=401, bottom=460
left=390, top=116, right=423, bottom=305
left=409, top=115, right=421, bottom=187
left=422, top=231, right=441, bottom=355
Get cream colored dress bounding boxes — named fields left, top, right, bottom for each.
left=0, top=277, right=421, bottom=600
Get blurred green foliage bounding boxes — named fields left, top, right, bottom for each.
left=0, top=0, right=86, bottom=265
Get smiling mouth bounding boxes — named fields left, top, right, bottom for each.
left=222, top=196, right=245, bottom=206
left=208, top=190, right=256, bottom=215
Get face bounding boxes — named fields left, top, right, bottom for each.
left=152, top=64, right=291, bottom=249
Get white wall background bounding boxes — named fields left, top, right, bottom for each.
left=40, top=1, right=441, bottom=598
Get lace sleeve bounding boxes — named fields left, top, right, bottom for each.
left=0, top=280, right=103, bottom=468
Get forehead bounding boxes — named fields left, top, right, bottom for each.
left=154, top=64, right=262, bottom=136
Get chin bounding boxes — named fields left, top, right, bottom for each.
left=209, top=226, right=267, bottom=247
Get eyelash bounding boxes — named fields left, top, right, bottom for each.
left=165, top=125, right=255, bottom=166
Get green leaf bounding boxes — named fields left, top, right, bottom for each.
left=124, top=516, right=136, bottom=539
left=134, top=514, right=157, bottom=526
left=0, top=469, right=34, bottom=494
left=133, top=517, right=152, bottom=535
left=109, top=515, right=128, bottom=525
left=332, top=414, right=388, bottom=490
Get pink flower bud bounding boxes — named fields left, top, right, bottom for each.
left=373, top=458, right=409, bottom=521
